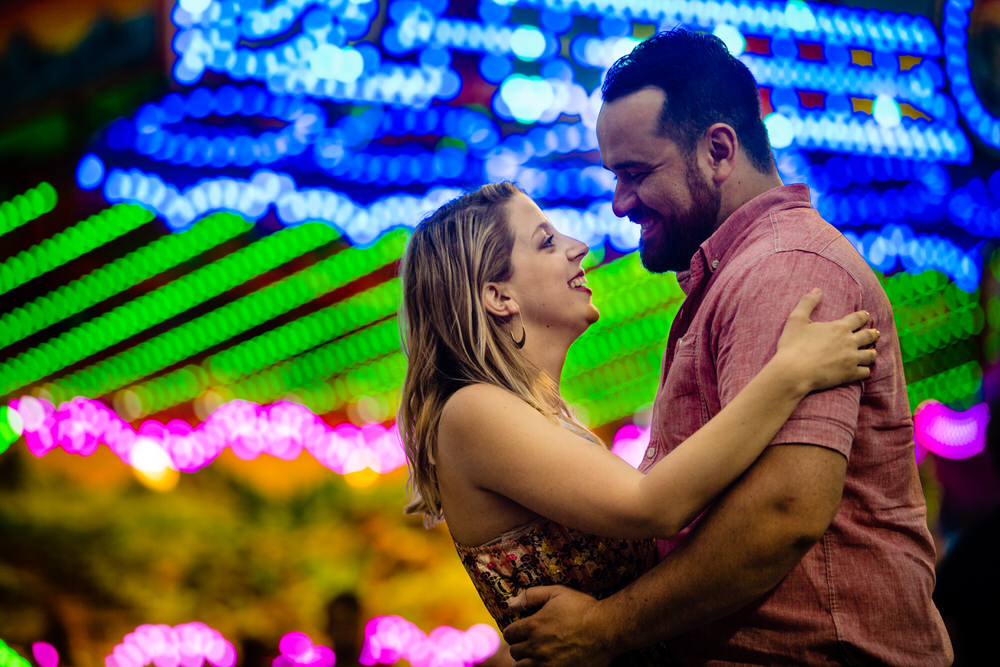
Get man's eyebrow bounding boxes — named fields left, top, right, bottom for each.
left=606, top=159, right=649, bottom=171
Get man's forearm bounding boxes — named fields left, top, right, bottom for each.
left=592, top=444, right=846, bottom=653
left=590, top=508, right=808, bottom=651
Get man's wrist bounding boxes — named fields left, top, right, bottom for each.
left=584, top=595, right=630, bottom=656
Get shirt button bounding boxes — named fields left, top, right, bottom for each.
left=645, top=446, right=656, bottom=459
left=711, top=259, right=719, bottom=269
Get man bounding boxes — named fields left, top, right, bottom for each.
left=503, top=29, right=952, bottom=665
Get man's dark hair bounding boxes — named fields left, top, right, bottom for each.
left=601, top=28, right=775, bottom=173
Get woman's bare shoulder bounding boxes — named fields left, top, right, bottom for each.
left=443, top=382, right=520, bottom=415
left=439, top=384, right=533, bottom=443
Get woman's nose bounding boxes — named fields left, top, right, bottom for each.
left=567, top=237, right=589, bottom=262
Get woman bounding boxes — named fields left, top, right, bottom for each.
left=397, top=182, right=876, bottom=647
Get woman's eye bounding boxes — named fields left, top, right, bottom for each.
left=542, top=234, right=555, bottom=247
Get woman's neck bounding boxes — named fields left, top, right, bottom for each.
left=520, top=331, right=573, bottom=394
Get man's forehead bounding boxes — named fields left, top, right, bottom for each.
left=600, top=86, right=666, bottom=120
left=598, top=90, right=664, bottom=145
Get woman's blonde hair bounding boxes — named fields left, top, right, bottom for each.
left=398, top=182, right=579, bottom=525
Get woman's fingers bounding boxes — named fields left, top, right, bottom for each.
left=858, top=348, right=878, bottom=367
left=854, top=327, right=880, bottom=349
left=788, top=288, right=823, bottom=324
left=838, top=308, right=871, bottom=332
left=792, top=290, right=872, bottom=334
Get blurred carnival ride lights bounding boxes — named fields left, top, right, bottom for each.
left=1, top=0, right=997, bottom=486
left=0, top=618, right=501, bottom=667
left=7, top=396, right=407, bottom=477
left=1, top=391, right=990, bottom=489
left=77, top=0, right=995, bottom=251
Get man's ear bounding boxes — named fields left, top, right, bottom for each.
left=704, top=123, right=737, bottom=184
left=482, top=282, right=518, bottom=318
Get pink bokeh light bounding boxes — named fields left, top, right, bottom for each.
left=610, top=423, right=650, bottom=469
left=359, top=616, right=500, bottom=667
left=9, top=396, right=406, bottom=475
left=274, top=632, right=335, bottom=667
left=105, top=622, right=236, bottom=667
left=3, top=617, right=502, bottom=667
left=913, top=400, right=989, bottom=460
left=32, top=642, right=59, bottom=667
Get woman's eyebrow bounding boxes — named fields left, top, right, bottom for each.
left=530, top=221, right=552, bottom=239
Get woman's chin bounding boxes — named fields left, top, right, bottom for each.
left=576, top=310, right=600, bottom=337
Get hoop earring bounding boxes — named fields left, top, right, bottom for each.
left=510, top=314, right=526, bottom=349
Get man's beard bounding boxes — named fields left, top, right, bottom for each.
left=639, top=161, right=721, bottom=274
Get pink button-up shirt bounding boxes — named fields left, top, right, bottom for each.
left=639, top=185, right=952, bottom=665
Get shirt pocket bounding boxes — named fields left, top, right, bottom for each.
left=650, top=332, right=710, bottom=452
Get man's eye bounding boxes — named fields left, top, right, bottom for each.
left=627, top=171, right=647, bottom=182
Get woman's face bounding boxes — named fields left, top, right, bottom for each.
left=502, top=191, right=599, bottom=340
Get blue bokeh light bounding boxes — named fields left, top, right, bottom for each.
left=765, top=113, right=796, bottom=148
left=510, top=26, right=546, bottom=62
left=713, top=25, right=746, bottom=56
left=76, top=154, right=106, bottom=191
left=873, top=94, right=902, bottom=127
left=496, top=75, right=554, bottom=124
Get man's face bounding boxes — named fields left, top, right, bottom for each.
left=596, top=86, right=721, bottom=273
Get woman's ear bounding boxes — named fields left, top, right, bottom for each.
left=482, top=282, right=518, bottom=318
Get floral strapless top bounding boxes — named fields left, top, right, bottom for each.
left=453, top=518, right=676, bottom=666
left=453, top=516, right=657, bottom=628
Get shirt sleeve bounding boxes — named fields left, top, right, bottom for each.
left=712, top=250, right=866, bottom=459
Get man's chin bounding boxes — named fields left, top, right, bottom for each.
left=638, top=243, right=679, bottom=274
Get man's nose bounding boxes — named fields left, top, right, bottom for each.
left=611, top=181, right=636, bottom=219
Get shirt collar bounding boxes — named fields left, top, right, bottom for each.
left=695, top=183, right=812, bottom=278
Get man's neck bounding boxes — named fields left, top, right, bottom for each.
left=718, top=169, right=784, bottom=228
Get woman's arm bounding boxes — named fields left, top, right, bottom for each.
left=438, top=290, right=877, bottom=539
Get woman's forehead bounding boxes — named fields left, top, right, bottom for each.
left=505, top=192, right=549, bottom=238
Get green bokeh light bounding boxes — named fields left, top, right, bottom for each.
left=0, top=182, right=57, bottom=238
left=0, top=203, right=152, bottom=297
left=0, top=211, right=251, bottom=349
left=1, top=220, right=342, bottom=397
left=0, top=405, right=23, bottom=455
